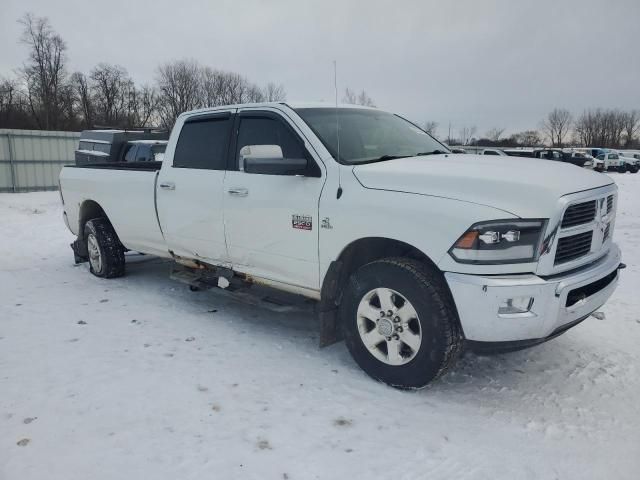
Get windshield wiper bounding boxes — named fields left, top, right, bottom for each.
left=362, top=154, right=412, bottom=163
left=374, top=154, right=412, bottom=161
left=415, top=150, right=448, bottom=156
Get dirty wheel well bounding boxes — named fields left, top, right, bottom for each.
left=322, top=237, right=439, bottom=309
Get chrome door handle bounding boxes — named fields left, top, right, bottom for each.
left=227, top=187, right=248, bottom=197
left=159, top=182, right=175, bottom=190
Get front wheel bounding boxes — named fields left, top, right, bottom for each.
left=84, top=218, right=125, bottom=278
left=339, top=258, right=462, bottom=389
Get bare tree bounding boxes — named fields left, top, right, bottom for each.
left=509, top=130, right=542, bottom=146
left=486, top=127, right=505, bottom=142
left=19, top=13, right=69, bottom=130
left=542, top=108, right=572, bottom=147
left=575, top=108, right=631, bottom=148
left=423, top=121, right=438, bottom=136
left=127, top=84, right=158, bottom=127
left=357, top=90, right=375, bottom=107
left=342, top=87, right=357, bottom=104
left=89, top=63, right=136, bottom=127
left=0, top=76, right=33, bottom=128
left=622, top=110, right=639, bottom=147
left=458, top=126, right=477, bottom=145
left=262, top=82, right=286, bottom=102
left=70, top=72, right=92, bottom=128
left=156, top=60, right=203, bottom=128
left=343, top=87, right=375, bottom=107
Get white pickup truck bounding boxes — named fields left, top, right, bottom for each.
left=59, top=102, right=623, bottom=389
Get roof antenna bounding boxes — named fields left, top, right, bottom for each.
left=334, top=60, right=343, bottom=199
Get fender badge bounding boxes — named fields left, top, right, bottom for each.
left=292, top=214, right=312, bottom=230
left=321, top=217, right=333, bottom=229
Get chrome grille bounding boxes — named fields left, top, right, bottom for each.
left=555, top=231, right=593, bottom=265
left=603, top=223, right=610, bottom=241
left=561, top=200, right=596, bottom=228
left=607, top=195, right=613, bottom=213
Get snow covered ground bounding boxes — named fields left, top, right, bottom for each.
left=1, top=174, right=639, bottom=480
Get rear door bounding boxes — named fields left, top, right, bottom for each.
left=223, top=109, right=325, bottom=290
left=156, top=111, right=234, bottom=265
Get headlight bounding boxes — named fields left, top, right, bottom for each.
left=449, top=219, right=547, bottom=264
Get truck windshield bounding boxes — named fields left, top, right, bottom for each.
left=296, top=107, right=449, bottom=164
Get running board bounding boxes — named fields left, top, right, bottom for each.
left=170, top=264, right=312, bottom=314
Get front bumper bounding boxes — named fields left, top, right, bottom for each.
left=445, top=243, right=622, bottom=343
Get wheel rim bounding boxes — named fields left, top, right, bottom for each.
left=356, top=288, right=422, bottom=366
left=87, top=234, right=102, bottom=273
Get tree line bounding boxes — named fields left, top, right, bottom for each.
left=0, top=14, right=287, bottom=131
left=426, top=107, right=639, bottom=149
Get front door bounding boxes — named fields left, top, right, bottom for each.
left=156, top=111, right=234, bottom=265
left=223, top=110, right=325, bottom=290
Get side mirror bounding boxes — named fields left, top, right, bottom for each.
left=244, top=156, right=308, bottom=176
left=240, top=144, right=308, bottom=176
left=239, top=144, right=283, bottom=171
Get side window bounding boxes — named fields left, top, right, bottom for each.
left=236, top=117, right=307, bottom=163
left=135, top=144, right=152, bottom=162
left=173, top=116, right=232, bottom=170
left=610, top=154, right=618, bottom=160
left=124, top=144, right=137, bottom=162
left=597, top=154, right=605, bottom=160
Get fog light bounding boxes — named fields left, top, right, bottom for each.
left=498, top=297, right=534, bottom=315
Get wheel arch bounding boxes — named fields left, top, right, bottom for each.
left=78, top=199, right=108, bottom=242
left=73, top=200, right=122, bottom=259
left=318, top=236, right=454, bottom=347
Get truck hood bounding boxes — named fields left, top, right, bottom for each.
left=352, top=154, right=614, bottom=218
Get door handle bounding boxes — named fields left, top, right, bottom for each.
left=159, top=182, right=175, bottom=190
left=227, top=187, right=248, bottom=197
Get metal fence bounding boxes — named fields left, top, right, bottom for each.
left=0, top=129, right=80, bottom=193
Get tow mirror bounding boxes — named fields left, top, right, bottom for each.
left=239, top=145, right=283, bottom=171
left=240, top=144, right=308, bottom=176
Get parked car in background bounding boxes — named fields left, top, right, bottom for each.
left=616, top=152, right=639, bottom=173
left=595, top=151, right=626, bottom=172
left=75, top=129, right=169, bottom=166
left=619, top=150, right=640, bottom=161
left=503, top=148, right=535, bottom=157
left=480, top=148, right=507, bottom=156
left=449, top=147, right=467, bottom=154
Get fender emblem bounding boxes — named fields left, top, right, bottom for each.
left=321, top=217, right=333, bottom=229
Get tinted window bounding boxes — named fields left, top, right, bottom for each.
left=484, top=150, right=499, bottom=155
left=79, top=141, right=93, bottom=150
left=174, top=116, right=231, bottom=169
left=236, top=117, right=306, bottom=162
left=124, top=144, right=137, bottom=162
left=135, top=144, right=152, bottom=162
left=610, top=154, right=618, bottom=159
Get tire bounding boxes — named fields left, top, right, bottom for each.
left=339, top=258, right=462, bottom=389
left=631, top=166, right=639, bottom=174
left=618, top=165, right=626, bottom=173
left=84, top=218, right=125, bottom=278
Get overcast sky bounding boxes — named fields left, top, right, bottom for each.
left=1, top=0, right=638, bottom=136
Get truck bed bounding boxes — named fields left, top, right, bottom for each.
left=59, top=164, right=169, bottom=257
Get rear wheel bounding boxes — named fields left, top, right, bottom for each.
left=84, top=218, right=125, bottom=278
left=340, top=258, right=462, bottom=389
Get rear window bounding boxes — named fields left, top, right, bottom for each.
left=173, top=116, right=232, bottom=170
